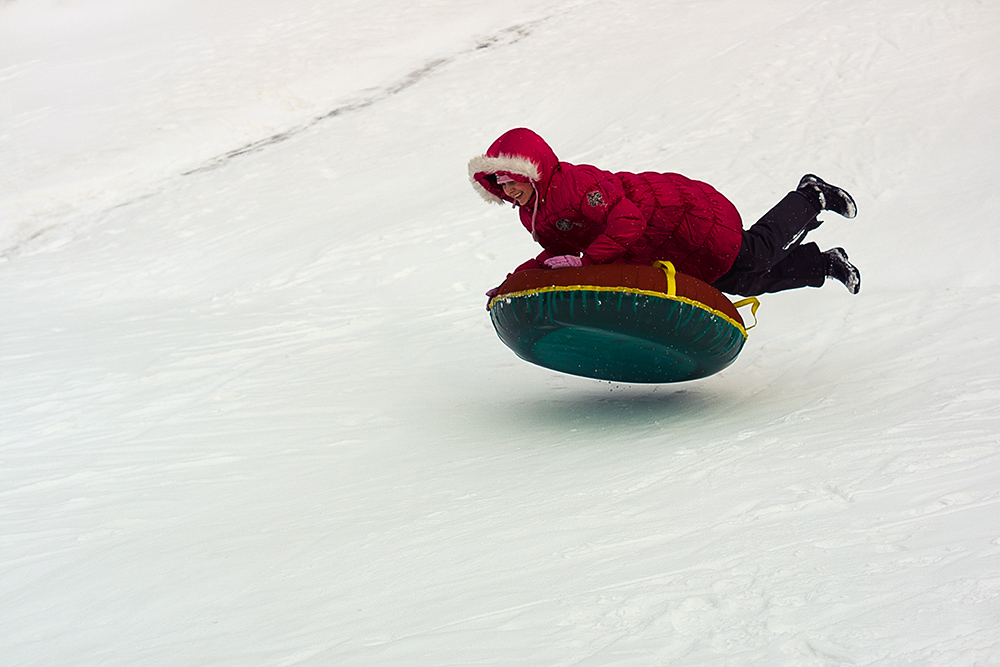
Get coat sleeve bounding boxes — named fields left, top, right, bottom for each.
left=578, top=178, right=647, bottom=264
left=511, top=251, right=550, bottom=273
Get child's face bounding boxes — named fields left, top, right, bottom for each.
left=501, top=181, right=535, bottom=206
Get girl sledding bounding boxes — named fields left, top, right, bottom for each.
left=469, top=127, right=860, bottom=299
left=469, top=128, right=861, bottom=382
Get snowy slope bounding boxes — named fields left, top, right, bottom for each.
left=2, top=1, right=999, bottom=665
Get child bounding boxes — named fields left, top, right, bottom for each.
left=469, top=128, right=860, bottom=297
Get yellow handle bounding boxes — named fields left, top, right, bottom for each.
left=732, top=297, right=761, bottom=330
left=652, top=261, right=677, bottom=296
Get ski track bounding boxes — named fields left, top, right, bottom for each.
left=182, top=20, right=543, bottom=177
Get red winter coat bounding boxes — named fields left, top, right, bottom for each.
left=468, top=128, right=744, bottom=284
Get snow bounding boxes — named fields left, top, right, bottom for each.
left=2, top=0, right=999, bottom=664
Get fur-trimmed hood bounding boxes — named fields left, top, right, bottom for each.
left=468, top=128, right=560, bottom=205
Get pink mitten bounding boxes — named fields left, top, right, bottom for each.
left=543, top=255, right=583, bottom=269
left=485, top=286, right=500, bottom=310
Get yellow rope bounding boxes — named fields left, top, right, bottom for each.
left=492, top=284, right=749, bottom=338
left=488, top=262, right=761, bottom=337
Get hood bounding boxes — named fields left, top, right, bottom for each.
left=468, top=128, right=560, bottom=205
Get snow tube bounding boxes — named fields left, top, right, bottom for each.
left=488, top=262, right=756, bottom=383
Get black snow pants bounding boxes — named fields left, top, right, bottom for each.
left=712, top=191, right=827, bottom=297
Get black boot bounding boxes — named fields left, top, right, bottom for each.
left=798, top=174, right=857, bottom=219
left=823, top=247, right=861, bottom=294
